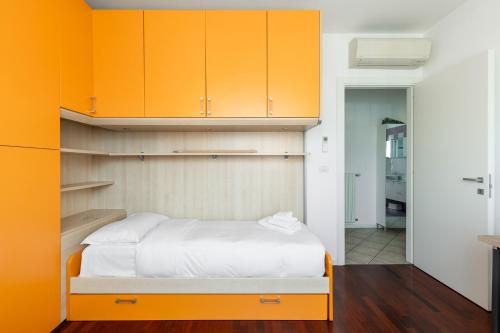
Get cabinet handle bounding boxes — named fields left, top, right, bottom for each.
left=199, top=96, right=205, bottom=115
left=207, top=97, right=212, bottom=116
left=260, top=296, right=280, bottom=304
left=115, top=298, right=137, bottom=305
left=268, top=97, right=273, bottom=116
left=90, top=96, right=96, bottom=114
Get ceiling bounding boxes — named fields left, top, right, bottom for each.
left=85, top=0, right=466, bottom=33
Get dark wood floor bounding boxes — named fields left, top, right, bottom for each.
left=53, top=265, right=490, bottom=333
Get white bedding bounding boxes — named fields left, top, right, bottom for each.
left=80, top=219, right=325, bottom=278
left=80, top=244, right=136, bottom=277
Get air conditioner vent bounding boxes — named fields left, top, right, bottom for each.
left=349, top=38, right=432, bottom=69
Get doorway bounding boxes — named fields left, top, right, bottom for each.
left=343, top=88, right=412, bottom=265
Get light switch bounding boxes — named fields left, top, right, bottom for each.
left=322, top=136, right=328, bottom=153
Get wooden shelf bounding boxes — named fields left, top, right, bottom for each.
left=61, top=148, right=109, bottom=156
left=60, top=147, right=306, bottom=158
left=61, top=181, right=114, bottom=192
left=109, top=151, right=307, bottom=157
left=61, top=209, right=127, bottom=236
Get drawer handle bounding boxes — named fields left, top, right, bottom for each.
left=260, top=296, right=281, bottom=304
left=115, top=298, right=137, bottom=305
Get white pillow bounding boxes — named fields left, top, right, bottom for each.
left=82, top=212, right=168, bottom=245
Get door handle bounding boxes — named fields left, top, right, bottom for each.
left=462, top=177, right=484, bottom=183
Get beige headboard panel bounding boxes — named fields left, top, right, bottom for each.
left=61, top=120, right=304, bottom=221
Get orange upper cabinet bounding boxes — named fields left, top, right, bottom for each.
left=0, top=1, right=60, bottom=149
left=268, top=11, right=320, bottom=118
left=60, top=0, right=93, bottom=115
left=0, top=146, right=60, bottom=332
left=145, top=11, right=206, bottom=117
left=93, top=10, right=145, bottom=117
left=206, top=11, right=267, bottom=117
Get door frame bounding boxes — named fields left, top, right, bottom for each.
left=336, top=77, right=418, bottom=266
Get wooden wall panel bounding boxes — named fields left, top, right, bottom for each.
left=60, top=120, right=305, bottom=221
left=61, top=120, right=93, bottom=218
left=61, top=120, right=94, bottom=150
left=90, top=131, right=304, bottom=221
left=91, top=155, right=303, bottom=221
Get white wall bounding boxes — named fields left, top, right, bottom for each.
left=423, top=0, right=500, bottom=232
left=345, top=89, right=407, bottom=228
left=305, top=33, right=421, bottom=264
left=305, top=0, right=500, bottom=265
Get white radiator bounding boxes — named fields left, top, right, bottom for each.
left=345, top=173, right=359, bottom=224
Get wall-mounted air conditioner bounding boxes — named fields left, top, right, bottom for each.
left=349, top=38, right=432, bottom=69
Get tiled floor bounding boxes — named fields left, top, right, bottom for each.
left=345, top=228, right=408, bottom=264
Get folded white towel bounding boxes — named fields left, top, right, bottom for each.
left=266, top=216, right=298, bottom=227
left=258, top=216, right=302, bottom=235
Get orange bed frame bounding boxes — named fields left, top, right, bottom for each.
left=66, top=250, right=334, bottom=321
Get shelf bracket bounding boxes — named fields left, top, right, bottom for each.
left=138, top=154, right=145, bottom=161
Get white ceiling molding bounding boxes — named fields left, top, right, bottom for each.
left=85, top=0, right=466, bottom=33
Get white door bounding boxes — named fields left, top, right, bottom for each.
left=414, top=51, right=495, bottom=309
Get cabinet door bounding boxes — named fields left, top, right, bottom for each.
left=0, top=0, right=60, bottom=149
left=268, top=11, right=320, bottom=118
left=206, top=11, right=267, bottom=117
left=0, top=146, right=60, bottom=332
left=93, top=10, right=144, bottom=117
left=60, top=0, right=93, bottom=115
left=145, top=11, right=206, bottom=117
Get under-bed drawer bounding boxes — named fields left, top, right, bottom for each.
left=68, top=294, right=328, bottom=320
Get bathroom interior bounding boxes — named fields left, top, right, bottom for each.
left=344, top=88, right=409, bottom=265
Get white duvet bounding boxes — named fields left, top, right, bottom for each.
left=80, top=219, right=325, bottom=278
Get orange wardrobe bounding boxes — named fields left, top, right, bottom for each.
left=0, top=1, right=61, bottom=332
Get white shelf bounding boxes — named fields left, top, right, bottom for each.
left=61, top=148, right=109, bottom=156
left=61, top=181, right=114, bottom=192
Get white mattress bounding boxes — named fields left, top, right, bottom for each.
left=80, top=219, right=325, bottom=278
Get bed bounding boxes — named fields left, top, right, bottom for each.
left=66, top=217, right=334, bottom=321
